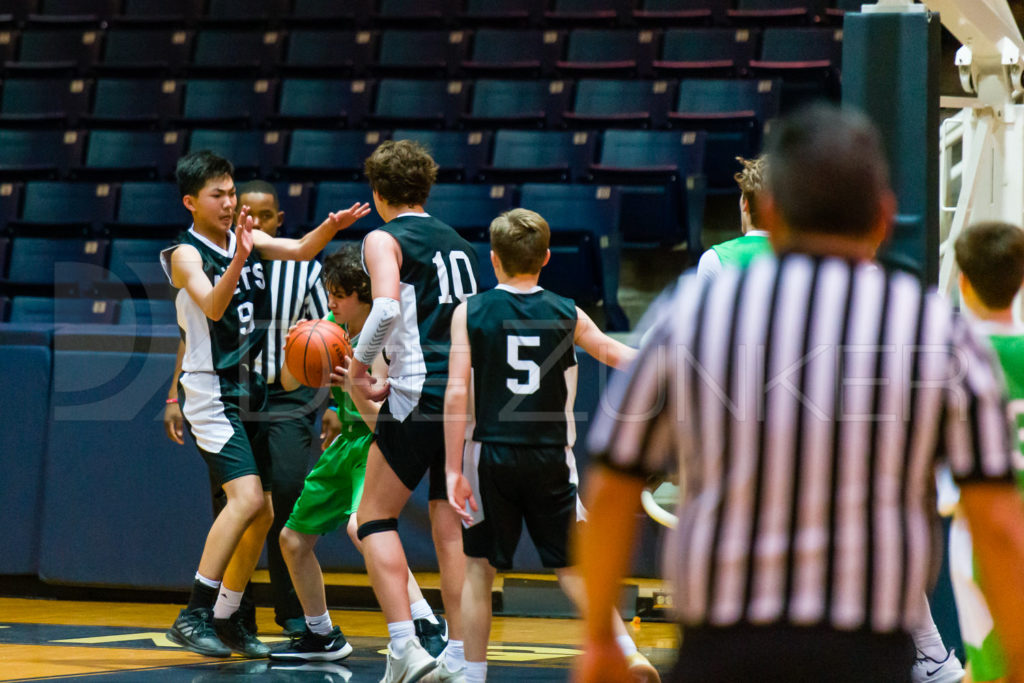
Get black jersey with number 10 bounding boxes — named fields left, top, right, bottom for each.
left=467, top=285, right=578, bottom=446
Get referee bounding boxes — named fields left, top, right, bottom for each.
left=575, top=105, right=1024, bottom=683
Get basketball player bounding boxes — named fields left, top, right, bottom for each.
left=441, top=208, right=657, bottom=683
left=347, top=140, right=479, bottom=683
left=164, top=180, right=327, bottom=637
left=159, top=150, right=369, bottom=657
left=270, top=244, right=447, bottom=663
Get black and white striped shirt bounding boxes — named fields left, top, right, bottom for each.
left=256, top=259, right=329, bottom=386
left=590, top=253, right=1014, bottom=634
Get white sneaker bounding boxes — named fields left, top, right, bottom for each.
left=381, top=638, right=438, bottom=683
left=911, top=649, right=965, bottom=683
left=421, top=649, right=466, bottom=682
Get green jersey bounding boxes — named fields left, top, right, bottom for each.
left=989, top=331, right=1024, bottom=487
left=710, top=232, right=772, bottom=268
left=326, top=311, right=372, bottom=442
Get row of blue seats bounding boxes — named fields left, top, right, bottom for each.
left=0, top=294, right=173, bottom=325
left=0, top=75, right=795, bottom=132
left=0, top=323, right=639, bottom=586
left=0, top=25, right=843, bottom=79
left=0, top=0, right=861, bottom=29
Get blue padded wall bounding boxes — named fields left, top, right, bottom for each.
left=0, top=325, right=54, bottom=574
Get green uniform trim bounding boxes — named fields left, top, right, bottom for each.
left=710, top=233, right=772, bottom=269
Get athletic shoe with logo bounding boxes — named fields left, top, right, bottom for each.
left=627, top=651, right=661, bottom=683
left=414, top=616, right=449, bottom=658
left=269, top=626, right=354, bottom=662
left=381, top=638, right=437, bottom=683
left=166, top=607, right=231, bottom=658
left=420, top=649, right=465, bottom=682
left=213, top=610, right=271, bottom=658
left=279, top=616, right=308, bottom=637
left=911, top=649, right=965, bottom=683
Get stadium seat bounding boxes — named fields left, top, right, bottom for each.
left=273, top=181, right=314, bottom=235
left=519, top=183, right=628, bottom=330
left=15, top=181, right=117, bottom=235
left=0, top=182, right=22, bottom=232
left=544, top=0, right=631, bottom=26
left=271, top=78, right=373, bottom=128
left=0, top=236, right=9, bottom=280
left=424, top=183, right=516, bottom=241
left=10, top=296, right=118, bottom=323
left=392, top=129, right=493, bottom=183
left=117, top=297, right=176, bottom=326
left=750, top=27, right=843, bottom=109
left=188, top=129, right=286, bottom=180
left=114, top=181, right=190, bottom=234
left=590, top=129, right=707, bottom=248
left=459, top=0, right=544, bottom=26
left=285, top=0, right=372, bottom=27
left=280, top=30, right=376, bottom=77
left=727, top=0, right=819, bottom=24
left=366, top=79, right=467, bottom=129
left=5, top=237, right=110, bottom=294
left=656, top=28, right=758, bottom=77
left=372, top=30, right=466, bottom=78
left=467, top=240, right=498, bottom=290
left=86, top=78, right=184, bottom=129
left=202, top=0, right=288, bottom=25
left=825, top=0, right=863, bottom=22
left=0, top=294, right=8, bottom=321
left=187, top=28, right=283, bottom=76
left=77, top=130, right=184, bottom=181
left=28, top=0, right=119, bottom=24
left=0, top=77, right=91, bottom=128
left=633, top=0, right=729, bottom=25
left=463, top=79, right=570, bottom=129
left=461, top=29, right=563, bottom=78
left=374, top=0, right=458, bottom=27
left=671, top=78, right=781, bottom=188
left=563, top=79, right=675, bottom=129
left=177, top=78, right=277, bottom=129
left=114, top=0, right=204, bottom=26
left=483, top=129, right=597, bottom=183
left=0, top=128, right=84, bottom=179
left=105, top=237, right=172, bottom=289
left=98, top=27, right=193, bottom=76
left=278, top=129, right=387, bottom=181
left=556, top=29, right=656, bottom=77
left=6, top=27, right=102, bottom=76
left=313, top=182, right=380, bottom=242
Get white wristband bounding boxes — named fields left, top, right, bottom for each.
left=353, top=297, right=400, bottom=366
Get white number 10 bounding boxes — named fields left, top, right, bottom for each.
left=433, top=250, right=477, bottom=304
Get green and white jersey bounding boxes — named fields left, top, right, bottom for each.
left=368, top=212, right=479, bottom=418
left=985, top=322, right=1024, bottom=487
left=696, top=230, right=772, bottom=286
left=466, top=285, right=578, bottom=447
left=326, top=312, right=373, bottom=442
left=160, top=226, right=271, bottom=376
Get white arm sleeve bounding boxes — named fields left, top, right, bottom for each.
left=353, top=297, right=400, bottom=366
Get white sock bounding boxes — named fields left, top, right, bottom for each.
left=465, top=660, right=487, bottom=683
left=909, top=601, right=948, bottom=660
left=212, top=586, right=243, bottom=620
left=306, top=610, right=333, bottom=636
left=445, top=639, right=465, bottom=670
left=616, top=634, right=638, bottom=657
left=388, top=620, right=416, bottom=653
left=195, top=572, right=221, bottom=589
left=410, top=599, right=438, bottom=624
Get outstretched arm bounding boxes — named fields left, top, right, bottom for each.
left=171, top=211, right=254, bottom=321
left=574, top=307, right=637, bottom=369
left=443, top=302, right=476, bottom=523
left=251, top=202, right=371, bottom=261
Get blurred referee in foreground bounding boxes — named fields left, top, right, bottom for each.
left=574, top=105, right=1024, bottom=683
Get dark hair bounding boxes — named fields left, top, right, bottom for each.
left=955, top=221, right=1024, bottom=310
left=175, top=150, right=234, bottom=198
left=764, top=104, right=890, bottom=237
left=237, top=179, right=279, bottom=206
left=490, top=209, right=550, bottom=276
left=364, top=139, right=437, bottom=207
left=734, top=155, right=766, bottom=229
left=323, top=243, right=371, bottom=305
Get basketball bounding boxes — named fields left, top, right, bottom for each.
left=284, top=319, right=353, bottom=387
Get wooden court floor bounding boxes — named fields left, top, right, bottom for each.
left=0, top=596, right=679, bottom=681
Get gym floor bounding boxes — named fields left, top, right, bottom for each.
left=0, top=597, right=679, bottom=681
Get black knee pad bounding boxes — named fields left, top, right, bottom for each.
left=357, top=517, right=398, bottom=541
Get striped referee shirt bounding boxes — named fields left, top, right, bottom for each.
left=256, top=259, right=329, bottom=386
left=590, top=253, right=1014, bottom=634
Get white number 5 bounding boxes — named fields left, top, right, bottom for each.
left=507, top=335, right=540, bottom=395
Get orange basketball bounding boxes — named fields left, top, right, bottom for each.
left=284, top=319, right=353, bottom=388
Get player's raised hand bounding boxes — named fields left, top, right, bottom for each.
left=327, top=202, right=372, bottom=232
left=446, top=470, right=477, bottom=524
left=235, top=205, right=254, bottom=259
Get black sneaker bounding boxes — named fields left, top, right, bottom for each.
left=278, top=617, right=308, bottom=637
left=269, top=626, right=353, bottom=662
left=167, top=607, right=231, bottom=658
left=414, top=615, right=448, bottom=658
left=213, top=610, right=271, bottom=658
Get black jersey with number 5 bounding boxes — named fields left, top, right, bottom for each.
left=160, top=227, right=270, bottom=376
left=370, top=214, right=479, bottom=418
left=466, top=285, right=578, bottom=446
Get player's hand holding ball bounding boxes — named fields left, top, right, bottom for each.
left=284, top=320, right=352, bottom=387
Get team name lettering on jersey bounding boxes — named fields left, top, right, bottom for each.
left=214, top=262, right=267, bottom=295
